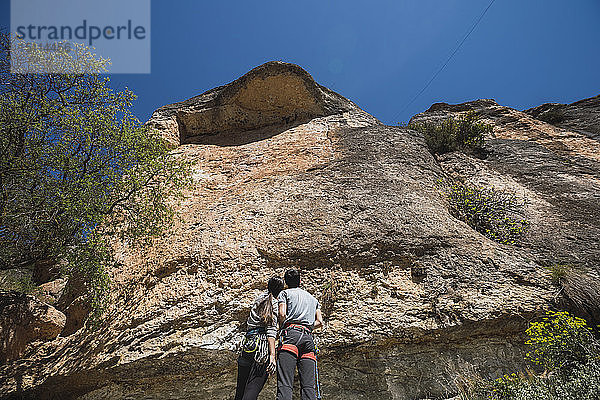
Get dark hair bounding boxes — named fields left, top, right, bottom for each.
left=284, top=269, right=301, bottom=288
left=268, top=276, right=284, bottom=297
left=258, top=276, right=284, bottom=326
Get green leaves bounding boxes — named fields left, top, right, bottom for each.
left=525, top=311, right=597, bottom=371
left=460, top=311, right=600, bottom=400
left=0, top=33, right=191, bottom=321
left=446, top=183, right=528, bottom=245
left=408, top=111, right=491, bottom=155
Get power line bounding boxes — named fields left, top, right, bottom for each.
left=393, top=0, right=496, bottom=123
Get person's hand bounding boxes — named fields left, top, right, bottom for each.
left=267, top=354, right=277, bottom=375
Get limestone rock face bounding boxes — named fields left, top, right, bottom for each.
left=525, top=95, right=600, bottom=141
left=1, top=63, right=598, bottom=399
left=411, top=98, right=600, bottom=324
left=146, top=62, right=359, bottom=147
left=0, top=291, right=66, bottom=363
left=411, top=98, right=600, bottom=270
left=38, top=279, right=67, bottom=304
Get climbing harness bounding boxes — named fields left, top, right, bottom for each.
left=278, top=324, right=316, bottom=360
left=241, top=328, right=269, bottom=364
left=278, top=324, right=323, bottom=399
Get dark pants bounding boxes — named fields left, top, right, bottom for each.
left=234, top=351, right=269, bottom=400
left=276, top=327, right=317, bottom=400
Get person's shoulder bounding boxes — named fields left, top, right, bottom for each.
left=254, top=290, right=269, bottom=303
left=300, top=288, right=317, bottom=300
left=271, top=294, right=279, bottom=306
left=277, top=289, right=289, bottom=301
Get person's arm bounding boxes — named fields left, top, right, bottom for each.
left=313, top=308, right=323, bottom=331
left=278, top=302, right=287, bottom=326
left=267, top=337, right=277, bottom=375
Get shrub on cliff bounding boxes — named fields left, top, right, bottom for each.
left=409, top=112, right=491, bottom=155
left=447, top=183, right=528, bottom=245
left=0, top=33, right=190, bottom=318
left=537, top=110, right=566, bottom=125
left=461, top=311, right=600, bottom=400
left=525, top=311, right=599, bottom=371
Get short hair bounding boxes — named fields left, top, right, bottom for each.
left=268, top=276, right=285, bottom=297
left=284, top=269, right=301, bottom=288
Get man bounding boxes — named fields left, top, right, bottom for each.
left=277, top=269, right=323, bottom=400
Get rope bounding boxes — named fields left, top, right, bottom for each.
left=393, top=0, right=496, bottom=123
left=315, top=336, right=322, bottom=400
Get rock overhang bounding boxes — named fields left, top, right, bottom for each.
left=146, top=61, right=361, bottom=147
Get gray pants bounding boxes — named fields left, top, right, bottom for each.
left=276, top=327, right=316, bottom=400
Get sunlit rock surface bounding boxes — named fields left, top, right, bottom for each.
left=0, top=291, right=66, bottom=364
left=1, top=63, right=598, bottom=399
left=525, top=95, right=600, bottom=141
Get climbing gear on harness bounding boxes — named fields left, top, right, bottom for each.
left=278, top=324, right=316, bottom=359
left=279, top=343, right=299, bottom=357
left=278, top=324, right=315, bottom=359
left=286, top=324, right=312, bottom=333
left=276, top=321, right=320, bottom=400
left=314, top=336, right=322, bottom=400
left=241, top=328, right=269, bottom=364
left=284, top=323, right=313, bottom=333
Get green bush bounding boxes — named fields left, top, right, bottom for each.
left=525, top=311, right=598, bottom=371
left=484, top=362, right=600, bottom=400
left=409, top=112, right=492, bottom=155
left=0, top=34, right=191, bottom=321
left=0, top=269, right=37, bottom=293
left=546, top=264, right=572, bottom=286
left=461, top=311, right=600, bottom=400
left=447, top=183, right=528, bottom=245
left=537, top=110, right=566, bottom=125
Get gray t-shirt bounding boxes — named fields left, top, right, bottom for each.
left=246, top=291, right=279, bottom=338
left=278, top=287, right=320, bottom=328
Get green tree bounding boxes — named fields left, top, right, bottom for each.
left=0, top=33, right=190, bottom=316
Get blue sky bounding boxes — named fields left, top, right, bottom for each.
left=2, top=0, right=599, bottom=124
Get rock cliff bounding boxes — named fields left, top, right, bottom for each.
left=1, top=63, right=598, bottom=399
left=525, top=95, right=600, bottom=141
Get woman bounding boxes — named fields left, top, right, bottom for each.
left=234, top=276, right=285, bottom=400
